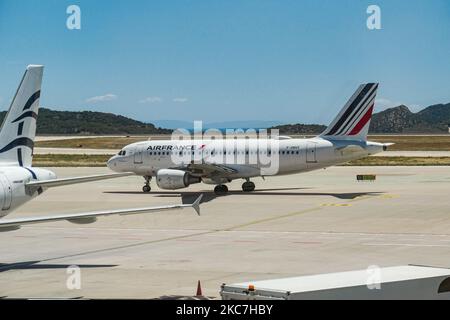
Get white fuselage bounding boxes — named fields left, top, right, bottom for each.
left=0, top=166, right=56, bottom=218
left=107, top=137, right=385, bottom=183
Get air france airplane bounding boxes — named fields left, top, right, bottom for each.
left=0, top=65, right=201, bottom=232
left=107, top=83, right=392, bottom=194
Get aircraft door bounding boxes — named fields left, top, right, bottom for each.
left=306, top=143, right=317, bottom=163
left=0, top=173, right=12, bottom=210
left=134, top=145, right=144, bottom=164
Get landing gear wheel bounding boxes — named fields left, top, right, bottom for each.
left=142, top=176, right=152, bottom=193
left=214, top=184, right=229, bottom=195
left=242, top=181, right=255, bottom=192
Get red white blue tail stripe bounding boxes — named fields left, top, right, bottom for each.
left=321, top=83, right=378, bottom=140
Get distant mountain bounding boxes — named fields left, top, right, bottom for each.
left=370, top=103, right=450, bottom=133
left=152, top=120, right=284, bottom=130
left=269, top=103, right=450, bottom=134
left=0, top=108, right=172, bottom=135
left=205, top=120, right=284, bottom=129
left=369, top=105, right=416, bottom=133
left=1, top=102, right=448, bottom=135
left=151, top=120, right=194, bottom=130
left=269, top=123, right=326, bottom=135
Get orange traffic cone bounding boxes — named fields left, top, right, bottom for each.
left=196, top=280, right=203, bottom=296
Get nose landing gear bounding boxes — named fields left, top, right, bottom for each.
left=142, top=176, right=152, bottom=193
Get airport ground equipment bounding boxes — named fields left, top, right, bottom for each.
left=220, top=265, right=450, bottom=300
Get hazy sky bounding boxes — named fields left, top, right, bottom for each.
left=0, top=0, right=449, bottom=124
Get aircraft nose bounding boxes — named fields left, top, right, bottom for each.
left=107, top=156, right=117, bottom=170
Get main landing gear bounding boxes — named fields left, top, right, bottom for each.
left=142, top=176, right=152, bottom=193
left=214, top=184, right=228, bottom=195
left=242, top=180, right=255, bottom=192
left=213, top=179, right=255, bottom=195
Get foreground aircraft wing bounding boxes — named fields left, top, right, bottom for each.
left=0, top=195, right=203, bottom=232
left=185, top=163, right=238, bottom=177
left=25, top=172, right=133, bottom=189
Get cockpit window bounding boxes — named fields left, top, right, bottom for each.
left=118, top=150, right=127, bottom=156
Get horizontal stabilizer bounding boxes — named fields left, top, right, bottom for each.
left=336, top=145, right=365, bottom=154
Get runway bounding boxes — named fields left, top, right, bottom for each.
left=1, top=166, right=450, bottom=298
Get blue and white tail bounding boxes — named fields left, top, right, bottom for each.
left=0, top=65, right=44, bottom=167
left=320, top=83, right=378, bottom=141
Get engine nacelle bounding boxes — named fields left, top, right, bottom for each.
left=156, top=169, right=201, bottom=190
left=30, top=168, right=57, bottom=181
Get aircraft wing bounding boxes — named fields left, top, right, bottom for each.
left=25, top=172, right=133, bottom=189
left=0, top=195, right=202, bottom=232
left=183, top=163, right=238, bottom=177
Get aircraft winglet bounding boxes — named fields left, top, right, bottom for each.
left=191, top=194, right=203, bottom=216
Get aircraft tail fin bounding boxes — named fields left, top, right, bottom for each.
left=0, top=65, right=44, bottom=167
left=320, top=83, right=378, bottom=141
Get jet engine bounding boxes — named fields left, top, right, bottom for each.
left=156, top=169, right=201, bottom=190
